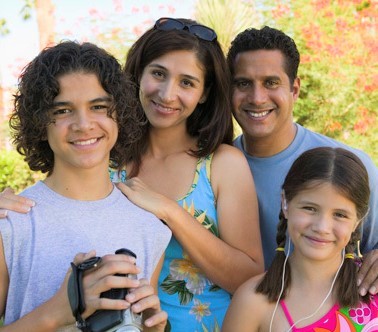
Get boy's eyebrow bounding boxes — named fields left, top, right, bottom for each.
left=51, top=96, right=113, bottom=107
left=89, top=96, right=113, bottom=103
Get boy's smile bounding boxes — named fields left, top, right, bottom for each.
left=46, top=72, right=118, bottom=175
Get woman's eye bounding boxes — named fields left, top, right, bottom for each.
left=182, top=79, right=194, bottom=88
left=152, top=70, right=164, bottom=78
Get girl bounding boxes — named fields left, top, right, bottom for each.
left=222, top=147, right=378, bottom=331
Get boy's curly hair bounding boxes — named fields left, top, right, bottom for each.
left=10, top=41, right=143, bottom=175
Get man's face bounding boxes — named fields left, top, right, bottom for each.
left=232, top=50, right=300, bottom=154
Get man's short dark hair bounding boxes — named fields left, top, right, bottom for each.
left=227, top=26, right=300, bottom=86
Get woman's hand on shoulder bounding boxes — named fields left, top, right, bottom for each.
left=116, top=178, right=179, bottom=222
left=0, top=187, right=35, bottom=218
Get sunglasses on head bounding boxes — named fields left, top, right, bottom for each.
left=154, top=17, right=217, bottom=42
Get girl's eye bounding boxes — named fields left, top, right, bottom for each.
left=303, top=206, right=316, bottom=212
left=334, top=212, right=348, bottom=219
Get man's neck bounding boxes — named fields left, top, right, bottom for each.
left=43, top=166, right=113, bottom=201
left=243, top=122, right=297, bottom=157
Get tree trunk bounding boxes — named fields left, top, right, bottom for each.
left=35, top=0, right=55, bottom=50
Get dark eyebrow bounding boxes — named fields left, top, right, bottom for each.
left=89, top=96, right=113, bottom=104
left=265, top=75, right=281, bottom=81
left=233, top=76, right=251, bottom=82
left=51, top=96, right=112, bottom=108
left=148, top=63, right=201, bottom=83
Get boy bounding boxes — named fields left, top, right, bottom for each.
left=0, top=41, right=171, bottom=331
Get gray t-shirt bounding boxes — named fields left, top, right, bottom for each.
left=234, top=124, right=378, bottom=268
left=0, top=181, right=171, bottom=328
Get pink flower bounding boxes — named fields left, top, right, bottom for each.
left=349, top=303, right=372, bottom=325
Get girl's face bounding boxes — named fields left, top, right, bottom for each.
left=138, top=49, right=207, bottom=131
left=284, top=182, right=359, bottom=262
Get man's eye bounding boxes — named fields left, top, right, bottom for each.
left=235, top=81, right=250, bottom=88
left=266, top=80, right=279, bottom=88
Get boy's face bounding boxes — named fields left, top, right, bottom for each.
left=46, top=72, right=118, bottom=173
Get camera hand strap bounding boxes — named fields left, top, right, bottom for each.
left=67, top=256, right=102, bottom=332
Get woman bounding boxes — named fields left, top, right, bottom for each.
left=113, top=17, right=264, bottom=330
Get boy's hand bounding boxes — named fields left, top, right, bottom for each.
left=126, top=278, right=168, bottom=331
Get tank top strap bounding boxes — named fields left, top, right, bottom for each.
left=280, top=300, right=296, bottom=328
left=179, top=153, right=214, bottom=201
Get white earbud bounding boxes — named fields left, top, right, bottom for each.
left=283, top=199, right=288, bottom=211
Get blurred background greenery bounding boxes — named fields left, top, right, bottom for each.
left=0, top=0, right=377, bottom=193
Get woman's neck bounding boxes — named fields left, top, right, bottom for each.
left=147, top=128, right=198, bottom=158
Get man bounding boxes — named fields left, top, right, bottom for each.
left=0, top=41, right=170, bottom=331
left=227, top=26, right=378, bottom=295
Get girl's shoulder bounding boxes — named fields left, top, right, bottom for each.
left=234, top=274, right=270, bottom=310
left=224, top=274, right=271, bottom=330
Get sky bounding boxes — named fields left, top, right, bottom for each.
left=0, top=0, right=196, bottom=88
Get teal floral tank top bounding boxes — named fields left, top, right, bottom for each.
left=109, top=154, right=231, bottom=331
left=158, top=154, right=231, bottom=331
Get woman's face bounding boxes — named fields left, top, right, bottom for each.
left=284, top=182, right=358, bottom=263
left=138, top=49, right=207, bottom=131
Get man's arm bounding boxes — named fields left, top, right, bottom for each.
left=358, top=250, right=378, bottom=296
left=357, top=156, right=378, bottom=296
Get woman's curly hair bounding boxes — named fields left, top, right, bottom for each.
left=10, top=41, right=144, bottom=175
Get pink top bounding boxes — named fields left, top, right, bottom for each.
left=280, top=294, right=378, bottom=331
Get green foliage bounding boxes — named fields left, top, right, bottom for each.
left=197, top=0, right=377, bottom=165
left=261, top=0, right=378, bottom=165
left=195, top=0, right=261, bottom=53
left=0, top=150, right=45, bottom=193
left=0, top=18, right=10, bottom=35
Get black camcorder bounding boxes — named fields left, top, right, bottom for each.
left=68, top=248, right=143, bottom=332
